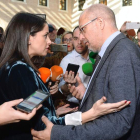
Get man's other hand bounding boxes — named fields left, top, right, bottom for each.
left=31, top=116, right=53, bottom=140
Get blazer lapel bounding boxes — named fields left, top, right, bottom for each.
left=80, top=33, right=126, bottom=110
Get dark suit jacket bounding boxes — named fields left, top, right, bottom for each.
left=51, top=33, right=140, bottom=140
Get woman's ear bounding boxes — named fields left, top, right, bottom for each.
left=28, top=35, right=32, bottom=45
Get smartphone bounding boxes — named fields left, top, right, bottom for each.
left=16, top=89, right=50, bottom=113
left=50, top=44, right=68, bottom=52
left=66, top=63, right=80, bottom=77
left=126, top=22, right=140, bottom=29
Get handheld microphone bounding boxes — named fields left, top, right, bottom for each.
left=89, top=52, right=98, bottom=64
left=82, top=63, right=93, bottom=76
left=50, top=65, right=63, bottom=82
left=38, top=67, right=51, bottom=83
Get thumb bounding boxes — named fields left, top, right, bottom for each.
left=99, top=96, right=107, bottom=104
left=41, top=115, right=50, bottom=126
left=76, top=73, right=82, bottom=84
left=8, top=99, right=23, bottom=106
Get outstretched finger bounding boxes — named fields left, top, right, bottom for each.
left=106, top=100, right=128, bottom=109
left=117, top=101, right=131, bottom=111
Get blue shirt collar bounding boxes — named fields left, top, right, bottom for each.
left=99, top=31, right=120, bottom=58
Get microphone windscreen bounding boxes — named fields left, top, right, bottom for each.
left=89, top=52, right=98, bottom=64
left=50, top=65, right=63, bottom=82
left=82, top=63, right=93, bottom=76
left=38, top=67, right=51, bottom=83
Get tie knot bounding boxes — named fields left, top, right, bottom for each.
left=95, top=54, right=101, bottom=61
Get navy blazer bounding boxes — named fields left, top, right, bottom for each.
left=51, top=33, right=140, bottom=140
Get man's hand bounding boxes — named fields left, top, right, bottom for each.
left=0, top=99, right=41, bottom=125
left=31, top=116, right=53, bottom=140
left=68, top=75, right=86, bottom=100
left=56, top=104, right=78, bottom=116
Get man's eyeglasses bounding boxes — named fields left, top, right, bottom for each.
left=79, top=17, right=97, bottom=34
left=63, top=38, right=73, bottom=42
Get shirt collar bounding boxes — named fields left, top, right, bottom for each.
left=99, top=31, right=120, bottom=58
left=73, top=49, right=90, bottom=61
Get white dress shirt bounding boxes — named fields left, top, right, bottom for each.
left=59, top=49, right=91, bottom=103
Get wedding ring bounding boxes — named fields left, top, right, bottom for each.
left=113, top=110, right=117, bottom=112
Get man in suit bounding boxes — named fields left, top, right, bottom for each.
left=31, top=4, right=140, bottom=140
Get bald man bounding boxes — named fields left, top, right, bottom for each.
left=31, top=4, right=140, bottom=140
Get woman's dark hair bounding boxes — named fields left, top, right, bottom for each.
left=0, top=12, right=47, bottom=71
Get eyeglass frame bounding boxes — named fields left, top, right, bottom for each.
left=79, top=17, right=97, bottom=33
left=63, top=38, right=73, bottom=43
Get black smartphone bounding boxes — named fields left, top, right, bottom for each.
left=50, top=44, right=68, bottom=52
left=16, top=89, right=50, bottom=113
left=66, top=63, right=80, bottom=77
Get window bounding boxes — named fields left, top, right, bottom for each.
left=39, top=0, right=48, bottom=7
left=14, top=0, right=25, bottom=1
left=122, top=0, right=132, bottom=6
left=78, top=0, right=85, bottom=11
left=99, top=0, right=107, bottom=5
left=12, top=0, right=26, bottom=2
left=59, top=0, right=67, bottom=10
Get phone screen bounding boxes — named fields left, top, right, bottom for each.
left=16, top=90, right=49, bottom=113
left=126, top=22, right=140, bottom=29
left=66, top=63, right=80, bottom=77
left=50, top=44, right=67, bottom=52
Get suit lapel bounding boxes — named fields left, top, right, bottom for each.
left=79, top=33, right=126, bottom=110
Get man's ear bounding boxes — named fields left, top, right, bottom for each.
left=98, top=17, right=105, bottom=30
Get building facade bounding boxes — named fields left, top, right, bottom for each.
left=0, top=0, right=140, bottom=31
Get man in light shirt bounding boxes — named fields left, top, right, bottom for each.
left=59, top=26, right=91, bottom=107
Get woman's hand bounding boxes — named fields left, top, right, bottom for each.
left=0, top=99, right=42, bottom=126
left=82, top=96, right=131, bottom=124
left=56, top=104, right=78, bottom=116
left=49, top=81, right=59, bottom=95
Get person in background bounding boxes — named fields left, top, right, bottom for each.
left=59, top=26, right=91, bottom=107
left=42, top=24, right=67, bottom=69
left=61, top=31, right=74, bottom=53
left=48, top=24, right=58, bottom=43
left=120, top=21, right=140, bottom=50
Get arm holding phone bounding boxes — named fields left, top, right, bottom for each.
left=0, top=99, right=41, bottom=126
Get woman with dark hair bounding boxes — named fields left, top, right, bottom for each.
left=0, top=12, right=129, bottom=140
left=0, top=12, right=64, bottom=140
